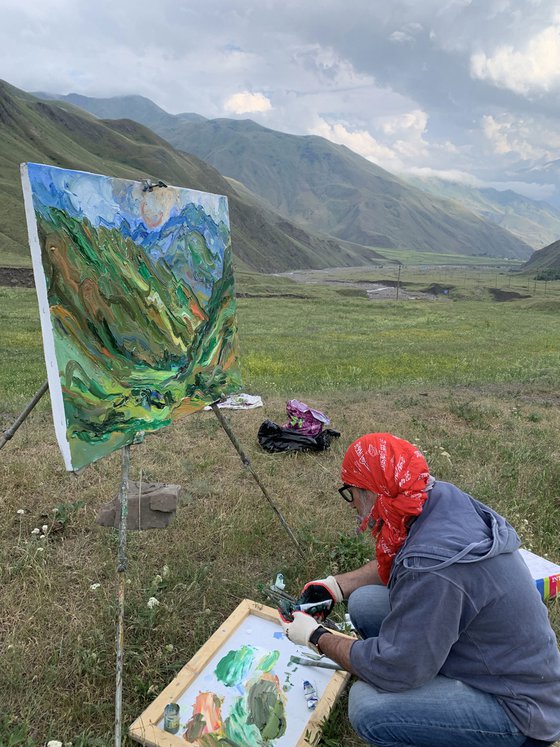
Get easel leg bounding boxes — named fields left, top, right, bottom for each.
left=0, top=380, right=49, bottom=451
left=115, top=444, right=130, bottom=747
left=210, top=403, right=304, bottom=558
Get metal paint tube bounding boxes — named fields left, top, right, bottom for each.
left=303, top=680, right=318, bottom=710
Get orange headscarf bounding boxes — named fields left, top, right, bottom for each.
left=341, top=433, right=431, bottom=585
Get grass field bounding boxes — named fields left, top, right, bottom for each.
left=1, top=269, right=559, bottom=746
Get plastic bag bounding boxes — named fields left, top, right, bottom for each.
left=283, top=399, right=330, bottom=437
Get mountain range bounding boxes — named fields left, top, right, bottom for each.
left=0, top=80, right=380, bottom=273
left=40, top=92, right=533, bottom=261
left=406, top=175, right=560, bottom=250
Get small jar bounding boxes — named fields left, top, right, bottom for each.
left=163, top=702, right=180, bottom=734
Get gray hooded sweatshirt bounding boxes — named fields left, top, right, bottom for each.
left=349, top=481, right=560, bottom=741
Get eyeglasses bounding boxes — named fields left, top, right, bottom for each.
left=338, top=485, right=354, bottom=503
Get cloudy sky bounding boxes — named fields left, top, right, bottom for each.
left=3, top=0, right=560, bottom=200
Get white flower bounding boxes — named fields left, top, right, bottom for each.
left=89, top=583, right=101, bottom=591
left=17, top=509, right=25, bottom=515
left=47, top=741, right=63, bottom=747
left=42, top=524, right=48, bottom=533
left=162, top=565, right=170, bottom=578
left=153, top=574, right=163, bottom=585
left=39, top=535, right=46, bottom=541
left=165, top=643, right=174, bottom=652
left=31, top=528, right=40, bottom=535
left=37, top=547, right=45, bottom=553
left=147, top=596, right=160, bottom=609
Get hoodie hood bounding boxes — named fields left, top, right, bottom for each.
left=394, top=481, right=520, bottom=575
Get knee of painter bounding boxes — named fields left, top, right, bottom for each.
left=348, top=681, right=381, bottom=745
left=347, top=586, right=370, bottom=626
left=348, top=584, right=388, bottom=631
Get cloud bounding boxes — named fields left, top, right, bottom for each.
left=471, top=23, right=560, bottom=94
left=223, top=91, right=272, bottom=114
left=379, top=109, right=428, bottom=137
left=310, top=119, right=402, bottom=170
left=482, top=113, right=553, bottom=160
left=406, top=167, right=484, bottom=186
left=3, top=0, right=560, bottom=201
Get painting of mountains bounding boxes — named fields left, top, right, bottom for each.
left=21, top=163, right=241, bottom=471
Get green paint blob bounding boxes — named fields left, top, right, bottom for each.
left=246, top=679, right=287, bottom=741
left=215, top=645, right=256, bottom=687
left=256, top=650, right=280, bottom=673
left=224, top=697, right=263, bottom=747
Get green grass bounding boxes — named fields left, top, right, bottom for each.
left=374, top=247, right=525, bottom=267
left=1, top=271, right=560, bottom=746
left=238, top=293, right=559, bottom=393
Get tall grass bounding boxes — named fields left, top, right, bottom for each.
left=1, top=276, right=559, bottom=746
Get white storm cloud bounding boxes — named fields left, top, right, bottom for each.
left=224, top=91, right=272, bottom=114
left=471, top=22, right=560, bottom=94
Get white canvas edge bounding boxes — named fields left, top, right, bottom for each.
left=20, top=163, right=74, bottom=471
left=519, top=548, right=560, bottom=578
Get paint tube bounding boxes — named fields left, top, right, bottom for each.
left=273, top=572, right=285, bottom=590
left=303, top=680, right=318, bottom=710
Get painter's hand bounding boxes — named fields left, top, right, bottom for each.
left=280, top=610, right=320, bottom=649
left=298, top=576, right=344, bottom=620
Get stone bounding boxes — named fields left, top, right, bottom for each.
left=96, top=480, right=181, bottom=530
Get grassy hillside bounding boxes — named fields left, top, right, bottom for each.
left=406, top=175, right=560, bottom=250
left=163, top=119, right=532, bottom=259
left=52, top=93, right=533, bottom=261
left=0, top=80, right=382, bottom=273
left=521, top=238, right=560, bottom=278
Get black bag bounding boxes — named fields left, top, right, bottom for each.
left=257, top=419, right=340, bottom=453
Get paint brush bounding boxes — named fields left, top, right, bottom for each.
left=289, top=655, right=342, bottom=670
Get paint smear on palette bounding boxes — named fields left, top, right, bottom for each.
left=256, top=650, right=280, bottom=673
left=215, top=644, right=256, bottom=686
left=183, top=692, right=224, bottom=742
left=21, top=163, right=242, bottom=471
left=183, top=646, right=287, bottom=746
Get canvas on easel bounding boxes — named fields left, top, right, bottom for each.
left=129, top=600, right=350, bottom=747
left=20, top=163, right=241, bottom=471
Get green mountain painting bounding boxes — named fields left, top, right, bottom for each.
left=21, top=163, right=241, bottom=471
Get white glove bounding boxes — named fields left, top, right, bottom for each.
left=279, top=610, right=320, bottom=649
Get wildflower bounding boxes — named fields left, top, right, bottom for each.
left=42, top=524, right=48, bottom=533
left=17, top=509, right=25, bottom=515
left=39, top=535, right=46, bottom=541
left=31, top=528, right=40, bottom=535
left=147, top=596, right=160, bottom=609
left=37, top=547, right=45, bottom=553
left=165, top=643, right=174, bottom=652
left=153, top=574, right=163, bottom=585
left=89, top=583, right=101, bottom=591
left=162, top=565, right=170, bottom=578
left=47, top=741, right=63, bottom=747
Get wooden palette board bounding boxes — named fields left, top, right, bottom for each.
left=129, top=599, right=350, bottom=747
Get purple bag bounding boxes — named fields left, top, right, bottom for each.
left=283, top=400, right=330, bottom=437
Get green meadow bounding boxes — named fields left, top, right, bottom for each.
left=1, top=267, right=559, bottom=746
